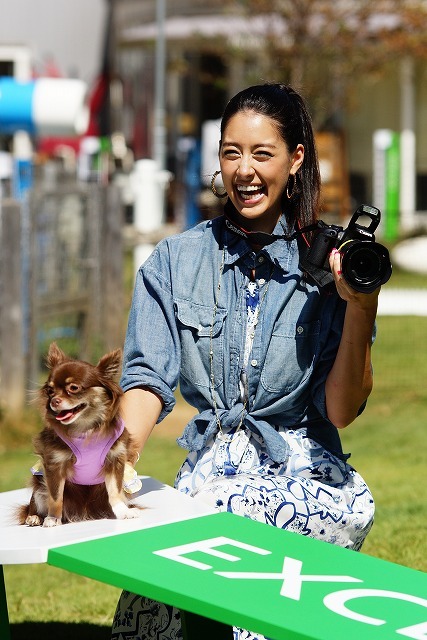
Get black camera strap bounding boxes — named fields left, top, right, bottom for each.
left=223, top=209, right=320, bottom=247
left=223, top=209, right=337, bottom=287
left=223, top=216, right=295, bottom=245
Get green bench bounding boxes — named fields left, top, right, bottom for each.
left=48, top=511, right=427, bottom=640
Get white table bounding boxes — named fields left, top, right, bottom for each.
left=0, top=477, right=214, bottom=638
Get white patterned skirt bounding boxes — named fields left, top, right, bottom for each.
left=111, top=427, right=375, bottom=640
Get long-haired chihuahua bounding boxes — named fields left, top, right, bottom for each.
left=18, top=343, right=142, bottom=527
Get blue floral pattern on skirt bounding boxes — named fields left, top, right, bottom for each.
left=111, top=427, right=374, bottom=640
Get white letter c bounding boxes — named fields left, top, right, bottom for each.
left=324, top=588, right=427, bottom=628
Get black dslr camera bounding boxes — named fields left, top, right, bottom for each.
left=300, top=205, right=392, bottom=293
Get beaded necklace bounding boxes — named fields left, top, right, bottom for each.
left=209, top=246, right=273, bottom=443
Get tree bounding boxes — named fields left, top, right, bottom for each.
left=234, top=0, right=427, bottom=129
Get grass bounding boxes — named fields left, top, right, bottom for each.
left=1, top=298, right=426, bottom=638
left=340, top=314, right=427, bottom=572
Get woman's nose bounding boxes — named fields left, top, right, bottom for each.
left=237, top=156, right=255, bottom=178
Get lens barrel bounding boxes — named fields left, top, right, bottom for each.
left=341, top=240, right=392, bottom=293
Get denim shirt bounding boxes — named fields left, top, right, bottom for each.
left=121, top=215, right=351, bottom=462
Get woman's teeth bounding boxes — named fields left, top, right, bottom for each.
left=237, top=185, right=264, bottom=201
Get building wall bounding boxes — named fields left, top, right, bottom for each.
left=345, top=61, right=427, bottom=212
left=345, top=66, right=400, bottom=206
left=114, top=0, right=227, bottom=30
left=416, top=64, right=427, bottom=172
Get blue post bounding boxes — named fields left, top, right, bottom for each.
left=0, top=77, right=36, bottom=134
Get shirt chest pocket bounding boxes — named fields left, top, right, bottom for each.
left=175, top=299, right=228, bottom=389
left=261, top=320, right=321, bottom=394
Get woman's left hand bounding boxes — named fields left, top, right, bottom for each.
left=329, top=248, right=380, bottom=310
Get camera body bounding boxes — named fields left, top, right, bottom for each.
left=300, top=205, right=392, bottom=293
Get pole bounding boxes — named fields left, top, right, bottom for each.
left=153, top=0, right=166, bottom=170
left=385, top=131, right=400, bottom=242
left=399, top=56, right=416, bottom=233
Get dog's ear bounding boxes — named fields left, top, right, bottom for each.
left=46, top=342, right=67, bottom=370
left=96, top=349, right=122, bottom=380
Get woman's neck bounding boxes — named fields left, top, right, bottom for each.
left=224, top=201, right=282, bottom=234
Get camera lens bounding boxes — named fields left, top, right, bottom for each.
left=340, top=241, right=392, bottom=293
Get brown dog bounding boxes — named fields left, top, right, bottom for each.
left=19, top=343, right=142, bottom=527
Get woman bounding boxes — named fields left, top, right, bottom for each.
left=112, top=84, right=377, bottom=640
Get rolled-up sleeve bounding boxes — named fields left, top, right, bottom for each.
left=120, top=242, right=180, bottom=422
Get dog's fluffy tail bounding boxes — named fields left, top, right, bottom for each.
left=15, top=503, right=30, bottom=525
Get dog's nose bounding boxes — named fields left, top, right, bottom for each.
left=50, top=396, right=61, bottom=408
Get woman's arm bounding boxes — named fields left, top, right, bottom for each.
left=120, top=243, right=181, bottom=454
left=325, top=248, right=379, bottom=429
left=121, top=387, right=164, bottom=454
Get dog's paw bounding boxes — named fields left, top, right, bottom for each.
left=25, top=514, right=42, bottom=527
left=112, top=502, right=143, bottom=519
left=42, top=516, right=62, bottom=527
left=124, top=507, right=144, bottom=519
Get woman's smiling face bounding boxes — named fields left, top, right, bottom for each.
left=219, top=110, right=304, bottom=233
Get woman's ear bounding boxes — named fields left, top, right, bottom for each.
left=290, top=144, right=304, bottom=174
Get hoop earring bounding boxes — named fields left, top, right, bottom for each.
left=211, top=171, right=228, bottom=199
left=286, top=173, right=297, bottom=199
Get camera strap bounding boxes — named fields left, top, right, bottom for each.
left=223, top=208, right=320, bottom=247
left=295, top=222, right=336, bottom=288
left=223, top=210, right=335, bottom=287
left=223, top=215, right=297, bottom=246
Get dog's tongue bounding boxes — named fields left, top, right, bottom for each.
left=56, top=410, right=74, bottom=421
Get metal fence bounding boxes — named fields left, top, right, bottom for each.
left=0, top=181, right=124, bottom=410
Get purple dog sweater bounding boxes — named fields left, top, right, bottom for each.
left=53, top=418, right=125, bottom=485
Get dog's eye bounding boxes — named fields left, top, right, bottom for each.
left=46, top=387, right=54, bottom=396
left=68, top=383, right=81, bottom=393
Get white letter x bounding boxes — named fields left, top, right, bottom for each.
left=216, top=556, right=362, bottom=601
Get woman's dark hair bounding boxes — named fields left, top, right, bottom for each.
left=220, top=83, right=321, bottom=227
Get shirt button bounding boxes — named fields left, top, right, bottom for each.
left=257, top=256, right=265, bottom=263
left=250, top=359, right=258, bottom=367
left=297, top=325, right=304, bottom=334
left=259, top=278, right=265, bottom=285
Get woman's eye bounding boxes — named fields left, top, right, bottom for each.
left=223, top=149, right=239, bottom=158
left=254, top=150, right=273, bottom=159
